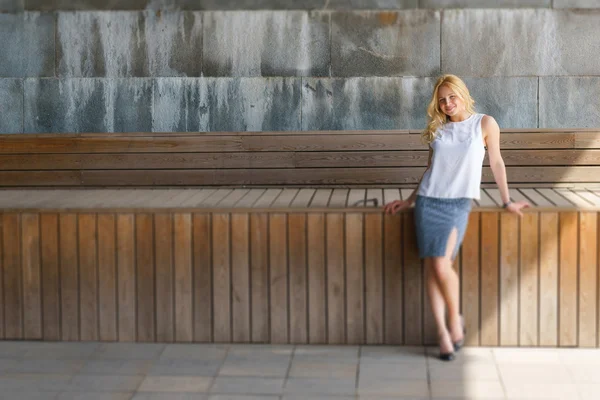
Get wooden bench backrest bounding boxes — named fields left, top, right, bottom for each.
left=1, top=129, right=599, bottom=187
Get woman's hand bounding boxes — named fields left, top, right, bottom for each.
left=384, top=200, right=411, bottom=215
left=505, top=200, right=531, bottom=217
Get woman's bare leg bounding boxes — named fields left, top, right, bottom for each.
left=425, top=257, right=453, bottom=354
left=431, top=228, right=464, bottom=344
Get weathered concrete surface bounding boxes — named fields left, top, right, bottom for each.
left=301, top=77, right=434, bottom=130
left=326, top=0, right=418, bottom=8
left=554, top=0, right=600, bottom=7
left=462, top=77, right=538, bottom=128
left=0, top=0, right=24, bottom=12
left=331, top=10, right=440, bottom=77
left=25, top=0, right=326, bottom=10
left=0, top=13, right=55, bottom=77
left=153, top=78, right=302, bottom=132
left=539, top=77, right=600, bottom=128
left=192, top=0, right=325, bottom=9
left=442, top=9, right=600, bottom=76
left=57, top=11, right=204, bottom=77
left=24, top=78, right=153, bottom=133
left=203, top=11, right=330, bottom=77
left=421, top=0, right=550, bottom=8
left=0, top=79, right=23, bottom=133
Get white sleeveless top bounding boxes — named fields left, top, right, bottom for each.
left=418, top=113, right=486, bottom=200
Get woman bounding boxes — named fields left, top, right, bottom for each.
left=384, top=75, right=530, bottom=361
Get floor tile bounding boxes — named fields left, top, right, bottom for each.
left=149, top=359, right=222, bottom=377
left=132, top=394, right=207, bottom=400
left=359, top=346, right=427, bottom=364
left=430, top=381, right=505, bottom=399
left=289, top=361, right=357, bottom=379
left=283, top=378, right=356, bottom=396
left=359, top=362, right=427, bottom=380
left=499, top=363, right=572, bottom=384
left=66, top=375, right=144, bottom=392
left=210, top=377, right=284, bottom=395
left=160, top=345, right=228, bottom=361
left=138, top=376, right=213, bottom=393
left=578, top=383, right=600, bottom=400
left=79, top=360, right=154, bottom=376
left=493, top=348, right=561, bottom=365
left=56, top=392, right=134, bottom=400
left=92, top=344, right=166, bottom=360
left=357, top=379, right=429, bottom=397
left=429, top=362, right=500, bottom=381
left=504, top=382, right=579, bottom=399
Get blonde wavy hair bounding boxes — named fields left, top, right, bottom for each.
left=421, top=75, right=476, bottom=144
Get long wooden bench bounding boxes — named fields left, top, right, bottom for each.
left=0, top=130, right=599, bottom=348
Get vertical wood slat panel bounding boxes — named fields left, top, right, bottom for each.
left=559, top=212, right=578, bottom=346
left=59, top=214, right=79, bottom=341
left=269, top=214, right=288, bottom=344
left=520, top=213, right=539, bottom=346
left=327, top=213, right=345, bottom=344
left=154, top=213, right=174, bottom=343
left=22, top=213, right=42, bottom=339
left=480, top=212, right=499, bottom=346
left=193, top=214, right=212, bottom=342
left=174, top=213, right=193, bottom=342
left=231, top=213, right=250, bottom=343
left=0, top=213, right=3, bottom=339
left=579, top=212, right=598, bottom=347
left=117, top=214, right=136, bottom=342
left=213, top=213, right=231, bottom=343
left=539, top=213, right=559, bottom=346
left=289, top=214, right=307, bottom=344
left=136, top=213, right=155, bottom=342
left=250, top=213, right=269, bottom=343
left=365, top=213, right=383, bottom=345
left=41, top=214, right=60, bottom=341
left=384, top=214, right=403, bottom=345
left=346, top=213, right=364, bottom=345
left=308, top=213, right=326, bottom=344
left=500, top=213, right=519, bottom=346
left=462, top=213, right=480, bottom=346
left=3, top=214, right=22, bottom=339
left=4, top=208, right=598, bottom=347
left=98, top=214, right=117, bottom=341
left=403, top=212, right=422, bottom=345
left=79, top=214, right=98, bottom=341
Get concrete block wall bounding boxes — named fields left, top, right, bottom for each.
left=1, top=1, right=599, bottom=133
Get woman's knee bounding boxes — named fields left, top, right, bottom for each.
left=430, top=257, right=450, bottom=280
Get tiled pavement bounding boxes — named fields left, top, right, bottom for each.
left=0, top=342, right=599, bottom=400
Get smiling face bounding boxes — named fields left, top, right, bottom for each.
left=437, top=84, right=468, bottom=121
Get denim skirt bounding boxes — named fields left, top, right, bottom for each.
left=414, top=195, right=472, bottom=259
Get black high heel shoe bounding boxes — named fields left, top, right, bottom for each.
left=438, top=334, right=456, bottom=362
left=453, top=315, right=466, bottom=352
left=439, top=351, right=456, bottom=361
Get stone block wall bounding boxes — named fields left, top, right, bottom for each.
left=1, top=1, right=599, bottom=133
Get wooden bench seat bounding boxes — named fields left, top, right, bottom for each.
left=1, top=186, right=600, bottom=211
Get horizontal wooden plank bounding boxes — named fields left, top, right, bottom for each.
left=0, top=153, right=296, bottom=170
left=1, top=166, right=599, bottom=188
left=3, top=149, right=600, bottom=171
left=0, top=171, right=81, bottom=186
left=2, top=132, right=597, bottom=156
left=0, top=135, right=423, bottom=154
left=74, top=167, right=600, bottom=186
